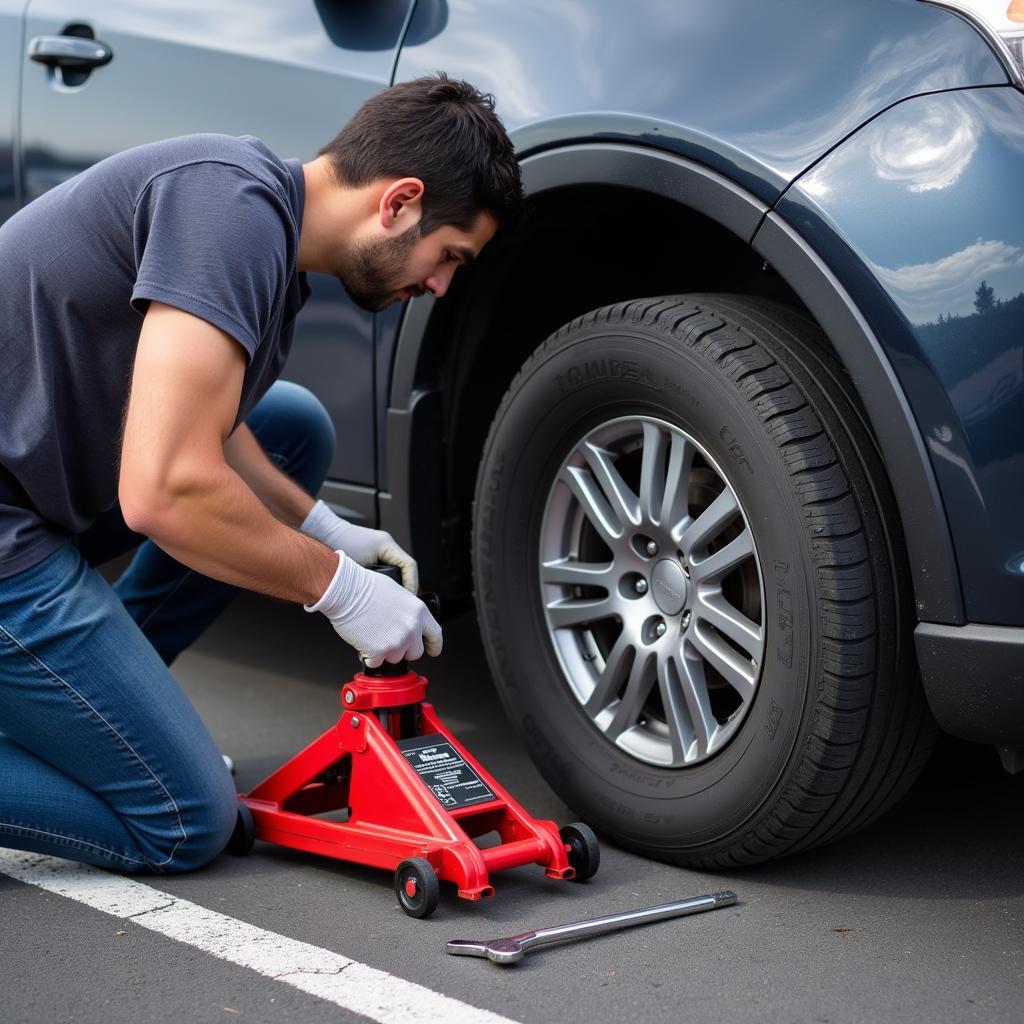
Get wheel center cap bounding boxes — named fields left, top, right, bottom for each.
left=651, top=559, right=688, bottom=616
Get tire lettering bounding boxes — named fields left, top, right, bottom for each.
left=608, top=759, right=674, bottom=789
left=555, top=359, right=660, bottom=393
left=765, top=699, right=784, bottom=741
left=774, top=559, right=794, bottom=669
left=719, top=426, right=753, bottom=475
left=661, top=376, right=701, bottom=406
left=593, top=792, right=676, bottom=826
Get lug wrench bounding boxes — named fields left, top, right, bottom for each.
left=447, top=890, right=738, bottom=964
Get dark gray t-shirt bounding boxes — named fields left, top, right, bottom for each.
left=0, top=133, right=310, bottom=578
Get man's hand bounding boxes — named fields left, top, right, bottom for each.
left=307, top=552, right=442, bottom=667
left=301, top=499, right=419, bottom=592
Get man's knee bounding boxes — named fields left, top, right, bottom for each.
left=269, top=381, right=335, bottom=453
left=135, top=770, right=238, bottom=875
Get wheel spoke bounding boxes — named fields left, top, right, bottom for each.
left=675, top=487, right=739, bottom=554
left=679, top=651, right=720, bottom=757
left=694, top=592, right=763, bottom=661
left=675, top=647, right=717, bottom=758
left=658, top=652, right=697, bottom=765
left=689, top=623, right=757, bottom=696
left=540, top=557, right=615, bottom=589
left=606, top=650, right=656, bottom=740
left=545, top=594, right=617, bottom=630
left=660, top=431, right=695, bottom=534
left=584, top=631, right=634, bottom=715
left=638, top=421, right=693, bottom=528
left=638, top=421, right=667, bottom=525
left=560, top=465, right=623, bottom=547
left=580, top=440, right=642, bottom=533
left=689, top=526, right=754, bottom=583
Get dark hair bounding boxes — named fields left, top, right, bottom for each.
left=318, top=74, right=523, bottom=235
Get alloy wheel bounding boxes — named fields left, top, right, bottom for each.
left=540, top=416, right=765, bottom=768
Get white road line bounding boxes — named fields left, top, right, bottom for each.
left=0, top=850, right=521, bottom=1024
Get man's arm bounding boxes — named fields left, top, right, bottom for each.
left=222, top=405, right=420, bottom=593
left=222, top=422, right=314, bottom=529
left=118, top=301, right=335, bottom=604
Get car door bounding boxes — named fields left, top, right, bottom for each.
left=19, top=0, right=415, bottom=504
left=0, top=1, right=22, bottom=225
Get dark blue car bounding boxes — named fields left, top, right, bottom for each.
left=2, top=0, right=1021, bottom=866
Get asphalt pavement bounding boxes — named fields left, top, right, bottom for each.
left=2, top=590, right=1021, bottom=1024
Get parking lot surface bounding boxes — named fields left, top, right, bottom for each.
left=2, top=591, right=1021, bottom=1024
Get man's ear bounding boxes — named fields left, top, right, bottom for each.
left=379, top=177, right=425, bottom=231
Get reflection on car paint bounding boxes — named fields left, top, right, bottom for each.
left=785, top=86, right=1024, bottom=618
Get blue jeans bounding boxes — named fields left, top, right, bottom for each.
left=0, top=381, right=335, bottom=873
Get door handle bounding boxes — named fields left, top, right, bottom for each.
left=28, top=35, right=113, bottom=70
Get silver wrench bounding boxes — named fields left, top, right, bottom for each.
left=446, top=890, right=737, bottom=964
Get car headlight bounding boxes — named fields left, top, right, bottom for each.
left=922, top=1, right=1024, bottom=83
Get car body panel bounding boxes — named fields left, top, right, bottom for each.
left=915, top=621, right=1024, bottom=743
left=394, top=0, right=1005, bottom=204
left=0, top=0, right=22, bottom=225
left=777, top=85, right=1024, bottom=626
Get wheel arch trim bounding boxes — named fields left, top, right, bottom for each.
left=752, top=211, right=963, bottom=623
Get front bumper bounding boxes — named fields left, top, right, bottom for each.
left=915, top=622, right=1024, bottom=744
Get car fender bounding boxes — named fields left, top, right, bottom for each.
left=769, top=85, right=1024, bottom=628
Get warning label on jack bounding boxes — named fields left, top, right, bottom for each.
left=397, top=734, right=497, bottom=810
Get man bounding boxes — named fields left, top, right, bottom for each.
left=0, top=76, right=523, bottom=874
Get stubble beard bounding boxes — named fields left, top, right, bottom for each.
left=338, top=228, right=420, bottom=312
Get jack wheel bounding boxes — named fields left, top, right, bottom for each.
left=226, top=802, right=255, bottom=856
left=394, top=858, right=440, bottom=918
left=561, top=822, right=600, bottom=881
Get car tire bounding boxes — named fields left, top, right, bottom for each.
left=472, top=294, right=937, bottom=867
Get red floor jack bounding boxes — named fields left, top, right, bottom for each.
left=227, top=568, right=599, bottom=917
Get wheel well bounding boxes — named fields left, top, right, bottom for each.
left=414, top=183, right=819, bottom=596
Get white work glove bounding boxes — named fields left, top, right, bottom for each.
left=305, top=551, right=442, bottom=668
left=300, top=499, right=418, bottom=592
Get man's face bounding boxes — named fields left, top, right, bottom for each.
left=338, top=211, right=497, bottom=313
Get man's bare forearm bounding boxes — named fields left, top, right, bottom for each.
left=124, top=458, right=336, bottom=605
left=223, top=423, right=316, bottom=528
